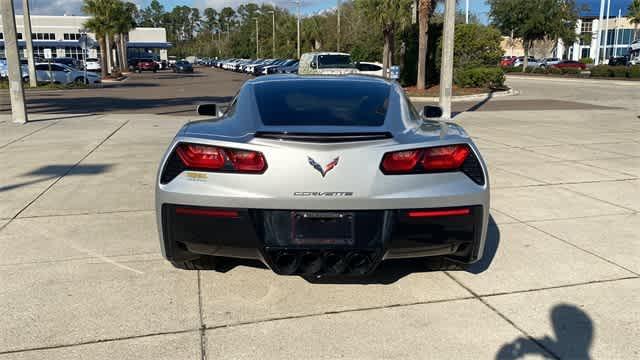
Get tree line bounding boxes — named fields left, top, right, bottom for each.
left=83, top=0, right=586, bottom=88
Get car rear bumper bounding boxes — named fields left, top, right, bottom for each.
left=159, top=203, right=487, bottom=276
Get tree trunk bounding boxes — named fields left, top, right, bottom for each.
left=120, top=33, right=128, bottom=73
left=388, top=31, right=395, bottom=69
left=417, top=0, right=430, bottom=90
left=382, top=30, right=390, bottom=78
left=523, top=41, right=529, bottom=72
left=99, top=36, right=108, bottom=79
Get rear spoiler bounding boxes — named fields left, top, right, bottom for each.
left=254, top=131, right=392, bottom=143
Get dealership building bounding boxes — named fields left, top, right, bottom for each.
left=0, top=15, right=170, bottom=62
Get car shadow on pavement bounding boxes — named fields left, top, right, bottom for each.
left=0, top=164, right=112, bottom=193
left=496, top=304, right=594, bottom=360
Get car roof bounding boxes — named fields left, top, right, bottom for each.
left=305, top=52, right=351, bottom=56
left=247, top=74, right=392, bottom=86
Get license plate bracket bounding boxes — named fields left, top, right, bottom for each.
left=291, top=211, right=355, bottom=246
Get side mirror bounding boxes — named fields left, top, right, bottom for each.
left=423, top=105, right=443, bottom=119
left=197, top=103, right=218, bottom=117
left=310, top=61, right=317, bottom=69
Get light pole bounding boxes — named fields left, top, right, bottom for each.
left=0, top=0, right=28, bottom=123
left=603, top=0, right=611, bottom=61
left=595, top=0, right=605, bottom=64
left=296, top=0, right=301, bottom=58
left=269, top=10, right=275, bottom=57
left=439, top=0, right=456, bottom=120
left=79, top=28, right=88, bottom=84
left=465, top=0, right=469, bottom=24
left=254, top=18, right=259, bottom=59
left=337, top=0, right=341, bottom=51
left=22, top=0, right=37, bottom=88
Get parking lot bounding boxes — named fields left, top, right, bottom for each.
left=0, top=68, right=639, bottom=359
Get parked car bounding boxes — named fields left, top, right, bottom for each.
left=156, top=76, right=490, bottom=275
left=51, top=57, right=81, bottom=69
left=552, top=60, right=586, bottom=70
left=539, top=58, right=560, bottom=67
left=173, top=60, right=194, bottom=73
left=278, top=61, right=299, bottom=74
left=298, top=52, right=359, bottom=75
left=26, top=63, right=101, bottom=84
left=607, top=56, right=629, bottom=66
left=499, top=56, right=516, bottom=67
left=355, top=61, right=383, bottom=77
left=130, top=58, right=159, bottom=73
left=512, top=56, right=539, bottom=67
left=84, top=58, right=101, bottom=72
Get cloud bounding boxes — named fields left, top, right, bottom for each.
left=12, top=0, right=147, bottom=16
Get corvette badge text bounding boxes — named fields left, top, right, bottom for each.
left=293, top=192, right=354, bottom=197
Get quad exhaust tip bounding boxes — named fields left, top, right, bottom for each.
left=270, top=250, right=375, bottom=276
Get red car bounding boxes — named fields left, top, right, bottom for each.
left=552, top=60, right=586, bottom=70
left=132, top=58, right=159, bottom=73
left=500, top=56, right=516, bottom=67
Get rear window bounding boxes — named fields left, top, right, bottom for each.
left=253, top=80, right=390, bottom=127
left=317, top=54, right=354, bottom=69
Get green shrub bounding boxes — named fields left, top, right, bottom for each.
left=628, top=65, right=640, bottom=78
left=609, top=66, right=628, bottom=78
left=532, top=67, right=547, bottom=74
left=579, top=57, right=594, bottom=64
left=590, top=65, right=610, bottom=77
left=524, top=66, right=536, bottom=73
left=547, top=66, right=562, bottom=75
left=454, top=67, right=505, bottom=88
left=561, top=67, right=581, bottom=75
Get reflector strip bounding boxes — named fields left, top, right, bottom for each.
left=407, top=208, right=471, bottom=218
left=175, top=207, right=239, bottom=218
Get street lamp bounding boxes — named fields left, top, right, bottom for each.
left=268, top=10, right=276, bottom=57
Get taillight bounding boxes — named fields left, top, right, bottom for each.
left=227, top=149, right=266, bottom=172
left=176, top=143, right=225, bottom=170
left=381, top=144, right=471, bottom=174
left=175, top=143, right=266, bottom=173
left=381, top=150, right=421, bottom=173
left=422, top=145, right=470, bottom=171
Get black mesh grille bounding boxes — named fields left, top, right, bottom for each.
left=160, top=151, right=185, bottom=184
left=461, top=151, right=485, bottom=185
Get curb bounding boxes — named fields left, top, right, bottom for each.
left=408, top=88, right=519, bottom=102
left=506, top=74, right=639, bottom=86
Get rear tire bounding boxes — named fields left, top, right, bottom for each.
left=170, top=256, right=218, bottom=270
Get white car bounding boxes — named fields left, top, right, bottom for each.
left=27, top=63, right=101, bottom=85
left=512, top=56, right=539, bottom=67
left=539, top=58, right=560, bottom=67
left=355, top=61, right=384, bottom=77
left=298, top=52, right=359, bottom=75
left=84, top=58, right=101, bottom=71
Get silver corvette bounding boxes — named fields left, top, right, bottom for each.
left=156, top=75, right=490, bottom=276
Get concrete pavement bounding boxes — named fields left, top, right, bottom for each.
left=0, top=75, right=639, bottom=359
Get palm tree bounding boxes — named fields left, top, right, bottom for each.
left=416, top=0, right=435, bottom=90
left=83, top=0, right=114, bottom=79
left=357, top=0, right=412, bottom=78
left=630, top=0, right=640, bottom=41
left=112, top=2, right=137, bottom=73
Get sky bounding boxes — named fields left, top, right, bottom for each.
left=13, top=0, right=492, bottom=22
